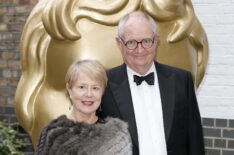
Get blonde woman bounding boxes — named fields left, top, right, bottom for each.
left=35, top=60, right=132, bottom=155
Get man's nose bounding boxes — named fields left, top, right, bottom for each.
left=136, top=42, right=144, bottom=53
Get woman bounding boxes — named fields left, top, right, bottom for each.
left=35, top=59, right=132, bottom=155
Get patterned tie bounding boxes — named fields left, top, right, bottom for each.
left=133, top=72, right=154, bottom=85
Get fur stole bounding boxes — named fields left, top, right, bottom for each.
left=35, top=115, right=132, bottom=155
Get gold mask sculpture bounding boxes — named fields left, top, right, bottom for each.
left=15, top=0, right=208, bottom=146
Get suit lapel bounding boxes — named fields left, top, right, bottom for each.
left=108, top=62, right=175, bottom=146
left=156, top=62, right=176, bottom=142
left=108, top=64, right=139, bottom=148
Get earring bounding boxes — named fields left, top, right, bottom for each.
left=69, top=103, right=73, bottom=110
left=68, top=94, right=72, bottom=110
left=96, top=106, right=102, bottom=116
left=69, top=98, right=72, bottom=110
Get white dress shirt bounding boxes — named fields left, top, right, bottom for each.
left=127, top=64, right=167, bottom=155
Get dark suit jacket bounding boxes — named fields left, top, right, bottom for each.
left=101, top=61, right=205, bottom=155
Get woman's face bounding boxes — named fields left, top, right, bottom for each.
left=67, top=72, right=103, bottom=118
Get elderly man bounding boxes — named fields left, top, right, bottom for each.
left=101, top=11, right=205, bottom=155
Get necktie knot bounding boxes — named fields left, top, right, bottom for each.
left=133, top=72, right=154, bottom=85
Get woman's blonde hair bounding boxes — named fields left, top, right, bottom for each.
left=65, top=59, right=108, bottom=93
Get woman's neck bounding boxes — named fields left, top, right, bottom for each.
left=67, top=111, right=98, bottom=124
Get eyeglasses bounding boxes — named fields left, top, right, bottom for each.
left=120, top=36, right=156, bottom=50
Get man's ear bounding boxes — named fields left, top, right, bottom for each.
left=116, top=37, right=121, bottom=46
left=116, top=37, right=122, bottom=50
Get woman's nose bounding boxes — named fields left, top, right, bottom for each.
left=85, top=87, right=93, bottom=97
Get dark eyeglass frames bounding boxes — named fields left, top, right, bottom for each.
left=120, top=36, right=156, bottom=50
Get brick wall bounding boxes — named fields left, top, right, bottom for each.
left=0, top=0, right=37, bottom=154
left=203, top=118, right=234, bottom=155
left=0, top=0, right=234, bottom=155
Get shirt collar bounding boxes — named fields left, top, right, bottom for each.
left=127, top=63, right=156, bottom=81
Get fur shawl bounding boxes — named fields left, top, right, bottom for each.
left=35, top=115, right=132, bottom=155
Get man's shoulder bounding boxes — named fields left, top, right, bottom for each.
left=107, top=64, right=125, bottom=73
left=156, top=61, right=190, bottom=76
left=106, top=64, right=126, bottom=79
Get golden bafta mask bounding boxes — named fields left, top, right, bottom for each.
left=15, top=0, right=208, bottom=146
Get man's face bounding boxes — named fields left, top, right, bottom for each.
left=117, top=15, right=157, bottom=75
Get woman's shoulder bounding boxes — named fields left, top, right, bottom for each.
left=45, top=115, right=73, bottom=129
left=96, top=117, right=130, bottom=137
left=103, top=117, right=128, bottom=130
left=35, top=115, right=72, bottom=154
left=95, top=117, right=132, bottom=155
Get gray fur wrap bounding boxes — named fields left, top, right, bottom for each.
left=35, top=115, right=132, bottom=155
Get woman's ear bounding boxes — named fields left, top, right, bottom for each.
left=66, top=83, right=71, bottom=95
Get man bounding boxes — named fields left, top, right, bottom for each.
left=101, top=11, right=205, bottom=155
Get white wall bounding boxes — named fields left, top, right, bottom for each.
left=192, top=0, right=234, bottom=119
